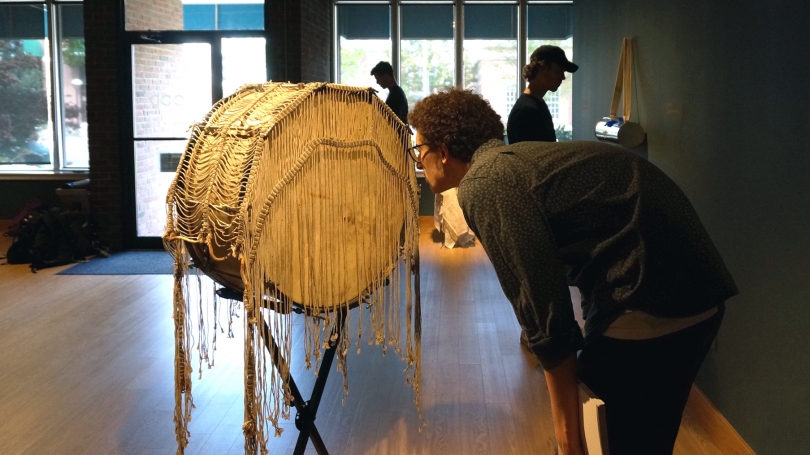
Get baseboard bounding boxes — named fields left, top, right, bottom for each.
left=687, top=385, right=756, bottom=454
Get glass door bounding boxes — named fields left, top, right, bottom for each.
left=131, top=42, right=212, bottom=238
left=126, top=35, right=266, bottom=245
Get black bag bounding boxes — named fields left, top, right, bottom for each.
left=29, top=209, right=76, bottom=270
left=5, top=211, right=39, bottom=264
left=5, top=196, right=43, bottom=238
left=5, top=208, right=107, bottom=271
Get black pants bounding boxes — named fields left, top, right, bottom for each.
left=578, top=306, right=724, bottom=455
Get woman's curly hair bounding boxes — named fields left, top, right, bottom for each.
left=409, top=87, right=503, bottom=162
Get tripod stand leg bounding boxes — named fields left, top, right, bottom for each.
left=292, top=336, right=339, bottom=455
left=294, top=425, right=327, bottom=454
left=262, top=307, right=346, bottom=455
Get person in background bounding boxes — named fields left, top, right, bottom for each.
left=409, top=87, right=737, bottom=455
left=22, top=132, right=50, bottom=164
left=507, top=45, right=578, bottom=144
left=508, top=45, right=580, bottom=349
left=370, top=61, right=408, bottom=124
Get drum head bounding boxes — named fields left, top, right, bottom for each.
left=256, top=141, right=406, bottom=307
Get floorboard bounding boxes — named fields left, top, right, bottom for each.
left=0, top=217, right=744, bottom=454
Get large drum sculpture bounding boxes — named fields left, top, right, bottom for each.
left=163, top=82, right=422, bottom=454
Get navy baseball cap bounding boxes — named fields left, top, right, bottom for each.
left=530, top=45, right=578, bottom=73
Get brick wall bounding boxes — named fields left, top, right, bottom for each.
left=267, top=0, right=333, bottom=83
left=84, top=0, right=123, bottom=249
left=300, top=0, right=333, bottom=82
left=85, top=0, right=184, bottom=248
left=125, top=0, right=184, bottom=31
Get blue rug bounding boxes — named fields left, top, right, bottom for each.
left=57, top=250, right=175, bottom=275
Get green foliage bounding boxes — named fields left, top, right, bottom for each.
left=400, top=40, right=454, bottom=106
left=62, top=39, right=85, bottom=68
left=463, top=41, right=517, bottom=91
left=338, top=37, right=390, bottom=87
left=339, top=44, right=366, bottom=84
left=0, top=41, right=49, bottom=163
left=555, top=124, right=572, bottom=141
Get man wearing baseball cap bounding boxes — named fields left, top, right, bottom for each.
left=507, top=45, right=579, bottom=144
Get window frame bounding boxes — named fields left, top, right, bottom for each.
left=333, top=0, right=572, bottom=115
left=119, top=11, right=267, bottom=248
left=0, top=0, right=88, bottom=177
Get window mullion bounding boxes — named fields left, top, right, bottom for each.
left=518, top=0, right=527, bottom=94
left=454, top=0, right=463, bottom=88
left=212, top=38, right=223, bottom=102
left=48, top=0, right=64, bottom=171
left=333, top=1, right=340, bottom=82
left=392, top=0, right=400, bottom=83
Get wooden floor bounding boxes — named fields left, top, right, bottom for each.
left=0, top=217, right=735, bottom=454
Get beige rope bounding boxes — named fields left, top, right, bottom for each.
left=163, top=82, right=422, bottom=454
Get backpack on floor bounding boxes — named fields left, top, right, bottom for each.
left=5, top=196, right=43, bottom=238
left=5, top=208, right=107, bottom=271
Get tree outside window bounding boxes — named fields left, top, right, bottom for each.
left=0, top=39, right=51, bottom=165
left=0, top=2, right=89, bottom=171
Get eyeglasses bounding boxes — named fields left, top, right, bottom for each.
left=407, top=143, right=427, bottom=162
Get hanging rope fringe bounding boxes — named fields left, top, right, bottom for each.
left=163, top=82, right=422, bottom=454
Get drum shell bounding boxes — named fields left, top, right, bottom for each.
left=595, top=117, right=645, bottom=148
left=187, top=241, right=244, bottom=294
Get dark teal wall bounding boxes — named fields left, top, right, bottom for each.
left=574, top=1, right=810, bottom=453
